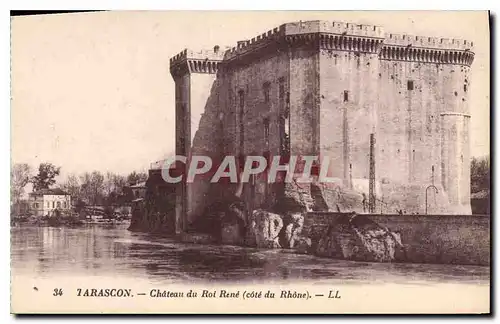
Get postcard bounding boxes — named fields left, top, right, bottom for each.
left=10, top=10, right=490, bottom=314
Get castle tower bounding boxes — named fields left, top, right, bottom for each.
left=166, top=20, right=475, bottom=219
left=439, top=42, right=475, bottom=214
left=378, top=34, right=474, bottom=214
left=312, top=22, right=385, bottom=194
left=169, top=48, right=224, bottom=233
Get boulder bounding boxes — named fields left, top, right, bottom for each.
left=315, top=213, right=405, bottom=262
left=277, top=181, right=311, bottom=213
left=282, top=213, right=305, bottom=248
left=249, top=209, right=284, bottom=248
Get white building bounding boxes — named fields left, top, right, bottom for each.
left=29, top=188, right=72, bottom=217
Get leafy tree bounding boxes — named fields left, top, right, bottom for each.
left=10, top=163, right=31, bottom=204
left=31, top=163, right=60, bottom=191
left=471, top=156, right=490, bottom=193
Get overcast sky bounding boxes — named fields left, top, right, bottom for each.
left=11, top=11, right=489, bottom=178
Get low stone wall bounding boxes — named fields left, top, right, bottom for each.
left=304, top=212, right=490, bottom=266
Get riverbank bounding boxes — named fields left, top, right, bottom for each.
left=144, top=212, right=491, bottom=267
left=11, top=216, right=130, bottom=227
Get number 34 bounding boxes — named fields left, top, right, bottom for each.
left=53, top=288, right=63, bottom=296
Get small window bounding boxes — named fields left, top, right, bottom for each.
left=407, top=80, right=414, bottom=91
left=343, top=90, right=349, bottom=102
left=264, top=118, right=270, bottom=147
left=52, top=201, right=55, bottom=208
left=63, top=202, right=67, bottom=209
left=263, top=82, right=270, bottom=103
left=57, top=202, right=61, bottom=208
left=238, top=90, right=244, bottom=109
left=464, top=84, right=467, bottom=92
left=278, top=78, right=285, bottom=99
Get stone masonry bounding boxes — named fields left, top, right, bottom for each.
left=168, top=20, right=475, bottom=233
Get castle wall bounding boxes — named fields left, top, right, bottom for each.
left=305, top=212, right=490, bottom=266
left=377, top=58, right=446, bottom=213
left=174, top=72, right=190, bottom=233
left=170, top=50, right=225, bottom=230
left=166, top=20, right=476, bottom=233
left=186, top=73, right=223, bottom=226
left=289, top=47, right=318, bottom=156
left=224, top=54, right=289, bottom=157
left=439, top=62, right=472, bottom=214
left=223, top=51, right=290, bottom=210
left=319, top=47, right=380, bottom=190
left=441, top=113, right=471, bottom=214
left=377, top=35, right=473, bottom=214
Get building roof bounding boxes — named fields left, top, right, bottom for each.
left=29, top=188, right=69, bottom=196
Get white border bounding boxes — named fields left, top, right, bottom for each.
left=2, top=2, right=497, bottom=323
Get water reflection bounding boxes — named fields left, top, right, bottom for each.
left=11, top=225, right=490, bottom=285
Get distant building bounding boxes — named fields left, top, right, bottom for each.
left=29, top=188, right=72, bottom=217
left=129, top=181, right=147, bottom=200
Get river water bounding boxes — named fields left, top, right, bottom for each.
left=11, top=224, right=490, bottom=285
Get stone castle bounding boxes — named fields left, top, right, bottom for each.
left=144, top=20, right=475, bottom=235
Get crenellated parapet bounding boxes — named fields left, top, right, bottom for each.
left=380, top=33, right=475, bottom=66
left=317, top=33, right=384, bottom=53
left=169, top=48, right=225, bottom=78
left=222, top=26, right=285, bottom=62
left=169, top=20, right=476, bottom=75
left=222, top=20, right=385, bottom=63
left=282, top=20, right=384, bottom=38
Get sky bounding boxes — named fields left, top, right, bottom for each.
left=11, top=11, right=490, bottom=179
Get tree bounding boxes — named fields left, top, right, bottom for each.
left=79, top=171, right=105, bottom=206
left=60, top=174, right=81, bottom=198
left=103, top=172, right=128, bottom=206
left=31, top=163, right=61, bottom=191
left=11, top=163, right=31, bottom=204
left=127, top=171, right=148, bottom=185
left=471, top=156, right=490, bottom=193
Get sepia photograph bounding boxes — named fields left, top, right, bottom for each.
left=9, top=10, right=490, bottom=314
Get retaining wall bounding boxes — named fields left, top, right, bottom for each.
left=304, top=212, right=490, bottom=266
